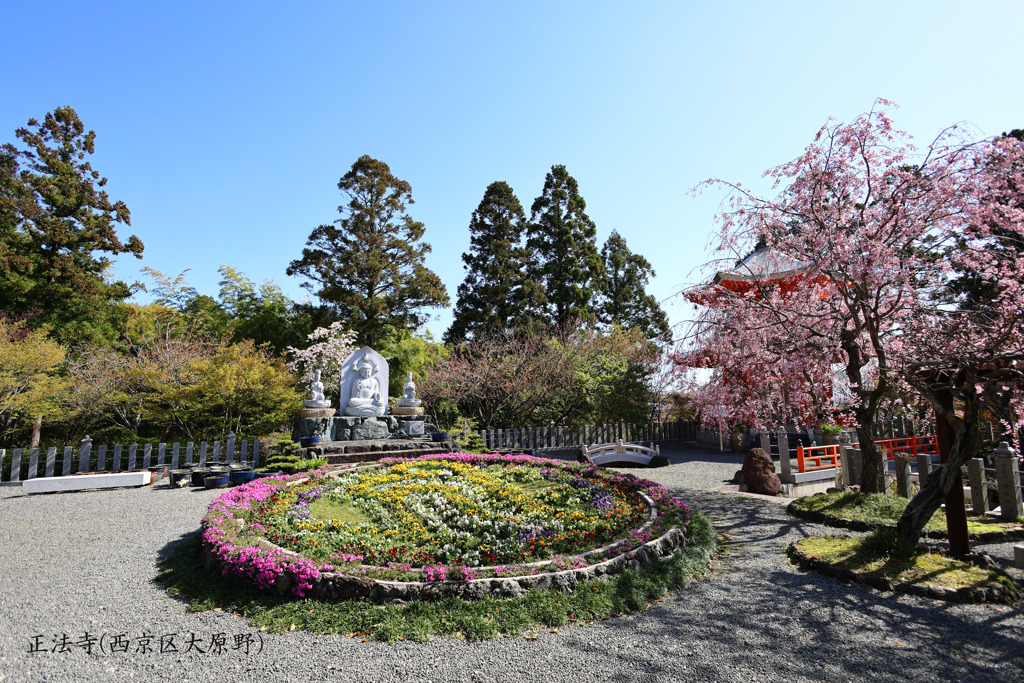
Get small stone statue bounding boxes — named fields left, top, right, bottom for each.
left=303, top=369, right=331, bottom=409
left=344, top=354, right=386, bottom=416
left=397, top=371, right=421, bottom=408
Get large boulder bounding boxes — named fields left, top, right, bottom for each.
left=741, top=448, right=782, bottom=495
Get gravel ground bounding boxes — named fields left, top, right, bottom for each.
left=1, top=443, right=1023, bottom=682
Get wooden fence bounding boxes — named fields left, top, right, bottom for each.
left=473, top=420, right=698, bottom=451
left=0, top=433, right=261, bottom=484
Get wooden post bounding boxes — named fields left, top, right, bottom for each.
left=937, top=389, right=970, bottom=556
left=967, top=458, right=987, bottom=514
left=994, top=442, right=1022, bottom=521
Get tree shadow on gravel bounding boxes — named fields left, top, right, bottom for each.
left=562, top=561, right=1024, bottom=682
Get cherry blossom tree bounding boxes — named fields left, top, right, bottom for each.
left=678, top=100, right=1024, bottom=500
left=285, top=321, right=357, bottom=400
left=895, top=132, right=1024, bottom=544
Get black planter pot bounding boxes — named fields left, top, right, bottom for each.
left=190, top=469, right=212, bottom=487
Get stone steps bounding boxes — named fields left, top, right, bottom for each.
left=300, top=439, right=454, bottom=465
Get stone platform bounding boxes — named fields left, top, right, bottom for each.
left=293, top=414, right=438, bottom=443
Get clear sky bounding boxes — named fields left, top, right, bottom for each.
left=3, top=1, right=1023, bottom=341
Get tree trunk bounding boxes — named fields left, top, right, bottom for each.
left=896, top=400, right=982, bottom=547
left=29, top=415, right=42, bottom=449
left=856, top=418, right=885, bottom=493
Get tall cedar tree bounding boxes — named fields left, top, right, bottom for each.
left=286, top=155, right=449, bottom=346
left=0, top=107, right=143, bottom=345
left=445, top=181, right=543, bottom=342
left=596, top=230, right=671, bottom=341
left=527, top=165, right=604, bottom=327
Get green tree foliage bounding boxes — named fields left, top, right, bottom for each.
left=421, top=324, right=657, bottom=430
left=0, top=317, right=66, bottom=445
left=375, top=327, right=448, bottom=399
left=287, top=155, right=449, bottom=346
left=140, top=266, right=310, bottom=353
left=596, top=230, right=671, bottom=342
left=526, top=165, right=604, bottom=328
left=217, top=265, right=310, bottom=353
left=0, top=106, right=143, bottom=345
left=64, top=331, right=300, bottom=442
left=162, top=340, right=301, bottom=439
left=446, top=181, right=543, bottom=342
left=63, top=330, right=222, bottom=440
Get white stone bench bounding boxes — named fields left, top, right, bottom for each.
left=22, top=471, right=152, bottom=494
left=581, top=439, right=660, bottom=467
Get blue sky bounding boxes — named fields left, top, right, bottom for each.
left=3, top=1, right=1023, bottom=341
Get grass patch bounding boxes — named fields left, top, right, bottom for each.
left=790, top=490, right=1016, bottom=534
left=309, top=498, right=370, bottom=524
left=795, top=530, right=1013, bottom=591
left=155, top=512, right=717, bottom=642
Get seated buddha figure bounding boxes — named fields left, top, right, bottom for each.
left=344, top=355, right=386, bottom=416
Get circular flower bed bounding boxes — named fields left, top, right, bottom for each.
left=201, top=453, right=691, bottom=601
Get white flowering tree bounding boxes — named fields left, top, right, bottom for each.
left=286, top=322, right=357, bottom=400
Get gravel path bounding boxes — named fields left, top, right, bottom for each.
left=1, top=443, right=1022, bottom=682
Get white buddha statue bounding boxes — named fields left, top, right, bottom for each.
left=344, top=355, right=386, bottom=416
left=303, top=369, right=332, bottom=409
left=397, top=371, right=421, bottom=408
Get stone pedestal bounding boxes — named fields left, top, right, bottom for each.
left=299, top=408, right=337, bottom=419
left=391, top=406, right=425, bottom=416
left=293, top=414, right=437, bottom=443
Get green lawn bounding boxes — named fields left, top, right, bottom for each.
left=790, top=490, right=1013, bottom=534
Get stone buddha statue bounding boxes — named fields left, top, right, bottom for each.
left=344, top=355, right=386, bottom=416
left=397, top=371, right=421, bottom=408
left=303, top=369, right=331, bottom=409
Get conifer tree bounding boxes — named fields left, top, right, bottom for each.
left=526, top=165, right=604, bottom=328
left=0, top=106, right=144, bottom=345
left=287, top=155, right=449, bottom=346
left=596, top=230, right=671, bottom=341
left=445, top=181, right=543, bottom=342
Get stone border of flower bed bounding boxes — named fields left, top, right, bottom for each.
left=785, top=541, right=1019, bottom=604
left=785, top=501, right=1024, bottom=544
left=200, top=457, right=687, bottom=602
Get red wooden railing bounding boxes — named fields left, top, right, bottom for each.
left=850, top=435, right=938, bottom=459
left=796, top=435, right=937, bottom=473
left=796, top=444, right=843, bottom=472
